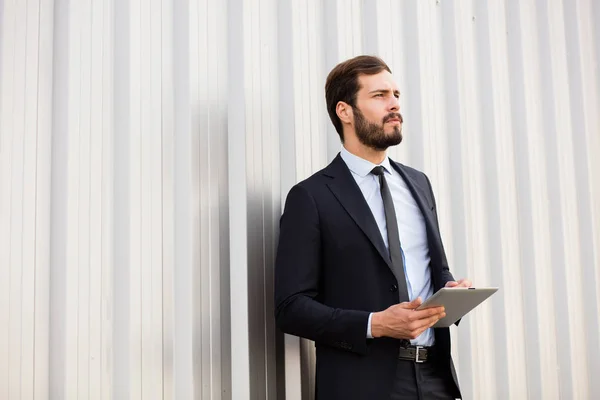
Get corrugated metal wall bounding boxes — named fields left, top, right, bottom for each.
left=1, top=0, right=599, bottom=399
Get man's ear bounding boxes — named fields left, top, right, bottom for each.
left=336, top=101, right=353, bottom=125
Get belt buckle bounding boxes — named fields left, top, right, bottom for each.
left=414, top=346, right=424, bottom=363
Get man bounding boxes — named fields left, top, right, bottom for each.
left=274, top=55, right=471, bottom=399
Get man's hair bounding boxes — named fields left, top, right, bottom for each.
left=325, top=55, right=392, bottom=141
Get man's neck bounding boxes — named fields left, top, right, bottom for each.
left=342, top=141, right=387, bottom=165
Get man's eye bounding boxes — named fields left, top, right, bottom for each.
left=374, top=93, right=383, bottom=97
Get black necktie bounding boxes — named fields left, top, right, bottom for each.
left=371, top=166, right=409, bottom=303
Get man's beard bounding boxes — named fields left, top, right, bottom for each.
left=353, top=107, right=403, bottom=151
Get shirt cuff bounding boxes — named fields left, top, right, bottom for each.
left=366, top=313, right=373, bottom=339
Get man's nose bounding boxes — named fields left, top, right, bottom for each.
left=388, top=97, right=400, bottom=112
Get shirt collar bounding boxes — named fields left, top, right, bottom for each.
left=340, top=145, right=393, bottom=178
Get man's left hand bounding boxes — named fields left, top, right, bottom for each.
left=445, top=279, right=472, bottom=288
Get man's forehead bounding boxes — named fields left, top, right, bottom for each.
left=358, top=71, right=399, bottom=91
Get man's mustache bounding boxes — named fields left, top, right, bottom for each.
left=383, top=113, right=403, bottom=124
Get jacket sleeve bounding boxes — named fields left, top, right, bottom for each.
left=274, top=184, right=371, bottom=355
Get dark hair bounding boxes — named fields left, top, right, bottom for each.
left=325, top=55, right=392, bottom=141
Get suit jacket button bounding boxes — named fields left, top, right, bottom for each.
left=390, top=284, right=398, bottom=292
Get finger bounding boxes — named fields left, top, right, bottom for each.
left=445, top=281, right=458, bottom=288
left=399, top=297, right=422, bottom=309
left=413, top=307, right=445, bottom=320
left=418, top=314, right=443, bottom=335
left=454, top=279, right=471, bottom=287
left=412, top=312, right=446, bottom=332
left=425, top=315, right=444, bottom=332
left=456, top=279, right=472, bottom=287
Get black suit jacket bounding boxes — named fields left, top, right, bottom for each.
left=275, top=154, right=461, bottom=399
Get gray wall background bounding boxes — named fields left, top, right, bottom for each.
left=1, top=0, right=599, bottom=399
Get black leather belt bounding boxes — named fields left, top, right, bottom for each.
left=398, top=345, right=434, bottom=363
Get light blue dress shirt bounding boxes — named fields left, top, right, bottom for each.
left=339, top=146, right=435, bottom=346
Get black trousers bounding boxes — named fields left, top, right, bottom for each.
left=389, top=359, right=460, bottom=400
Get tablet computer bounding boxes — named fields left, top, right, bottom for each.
left=416, top=287, right=498, bottom=328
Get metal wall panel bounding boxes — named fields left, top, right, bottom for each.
left=0, top=0, right=599, bottom=399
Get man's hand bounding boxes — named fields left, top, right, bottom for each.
left=445, top=278, right=472, bottom=288
left=370, top=297, right=445, bottom=340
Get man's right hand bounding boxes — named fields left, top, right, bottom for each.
left=370, top=297, right=445, bottom=340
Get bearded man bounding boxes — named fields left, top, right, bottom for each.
left=275, top=55, right=471, bottom=400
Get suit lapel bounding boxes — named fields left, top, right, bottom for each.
left=323, top=155, right=394, bottom=271
left=390, top=160, right=444, bottom=254
left=322, top=154, right=445, bottom=277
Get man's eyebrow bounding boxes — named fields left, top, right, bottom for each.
left=368, top=89, right=401, bottom=95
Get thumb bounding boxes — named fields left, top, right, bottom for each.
left=399, top=296, right=422, bottom=309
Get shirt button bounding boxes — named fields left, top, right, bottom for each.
left=390, top=284, right=398, bottom=292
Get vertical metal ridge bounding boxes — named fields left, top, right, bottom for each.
left=477, top=1, right=527, bottom=398
left=64, top=1, right=84, bottom=397
left=383, top=0, right=409, bottom=172
left=76, top=1, right=92, bottom=397
left=88, top=0, right=106, bottom=397
left=420, top=2, right=454, bottom=289
left=22, top=0, right=43, bottom=398
left=99, top=1, right=114, bottom=397
left=7, top=1, right=27, bottom=398
left=536, top=1, right=584, bottom=397
left=438, top=0, right=468, bottom=381
left=47, top=0, right=70, bottom=396
left=227, top=0, right=250, bottom=397
left=259, top=2, right=279, bottom=399
left=188, top=1, right=202, bottom=398
left=1, top=0, right=15, bottom=391
left=563, top=1, right=600, bottom=395
left=126, top=0, right=143, bottom=397
left=112, top=0, right=131, bottom=396
left=452, top=2, right=496, bottom=398
left=514, top=2, right=560, bottom=398
left=216, top=2, right=232, bottom=396
left=172, top=0, right=194, bottom=397
left=160, top=0, right=175, bottom=397
left=198, top=0, right=211, bottom=397
left=398, top=0, right=424, bottom=169
left=34, top=0, right=55, bottom=397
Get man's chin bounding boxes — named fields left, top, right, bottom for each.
left=383, top=128, right=402, bottom=142
left=385, top=133, right=403, bottom=147
left=369, top=138, right=402, bottom=151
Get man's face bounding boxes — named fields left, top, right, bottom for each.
left=351, top=71, right=403, bottom=151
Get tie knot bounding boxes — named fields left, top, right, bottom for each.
left=371, top=166, right=386, bottom=176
